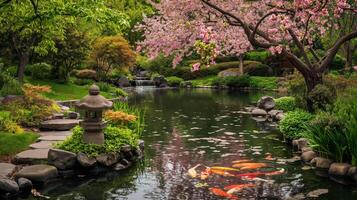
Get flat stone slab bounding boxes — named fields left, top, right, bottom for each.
left=0, top=163, right=16, bottom=178
left=40, top=119, right=80, bottom=131
left=38, top=131, right=72, bottom=137
left=15, top=164, right=58, bottom=183
left=39, top=135, right=68, bottom=141
left=30, top=141, right=56, bottom=149
left=13, top=149, right=49, bottom=164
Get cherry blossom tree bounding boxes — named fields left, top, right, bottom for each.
left=138, top=0, right=357, bottom=111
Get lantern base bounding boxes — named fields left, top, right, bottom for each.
left=83, top=131, right=104, bottom=145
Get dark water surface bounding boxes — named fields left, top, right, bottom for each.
left=28, top=88, right=357, bottom=200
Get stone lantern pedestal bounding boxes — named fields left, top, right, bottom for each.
left=76, top=84, right=113, bottom=145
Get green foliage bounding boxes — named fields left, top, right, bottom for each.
left=211, top=77, right=226, bottom=87
left=112, top=102, right=145, bottom=137
left=287, top=73, right=308, bottom=109
left=244, top=51, right=271, bottom=62
left=244, top=61, right=273, bottom=76
left=73, top=78, right=94, bottom=86
left=0, top=132, right=38, bottom=156
left=249, top=76, right=278, bottom=90
left=0, top=111, right=24, bottom=134
left=275, top=96, right=297, bottom=111
left=279, top=110, right=314, bottom=139
left=166, top=76, right=184, bottom=87
left=90, top=35, right=136, bottom=81
left=56, top=126, right=138, bottom=156
left=96, top=82, right=112, bottom=93
left=74, top=69, right=97, bottom=80
left=31, top=63, right=53, bottom=80
left=330, top=54, right=346, bottom=70
left=223, top=75, right=251, bottom=88
left=0, top=75, right=23, bottom=97
left=114, top=88, right=128, bottom=97
left=308, top=84, right=336, bottom=111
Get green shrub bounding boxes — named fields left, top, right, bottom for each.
left=74, top=69, right=97, bottom=80
left=4, top=66, right=18, bottom=77
left=275, top=96, right=297, bottom=111
left=330, top=54, right=346, bottom=70
left=0, top=111, right=24, bottom=134
left=112, top=102, right=145, bottom=137
left=73, top=78, right=93, bottom=86
left=308, top=84, right=336, bottom=111
left=0, top=76, right=23, bottom=96
left=56, top=126, right=138, bottom=156
left=31, top=63, right=53, bottom=80
left=244, top=51, right=271, bottom=62
left=279, top=110, right=314, bottom=139
left=166, top=76, right=184, bottom=87
left=249, top=76, right=278, bottom=90
left=287, top=73, right=308, bottom=109
left=223, top=75, right=251, bottom=88
left=114, top=88, right=128, bottom=97
left=244, top=61, right=273, bottom=76
left=211, top=77, right=225, bottom=87
left=96, top=82, right=112, bottom=92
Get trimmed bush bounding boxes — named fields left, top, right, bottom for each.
left=211, top=77, right=225, bottom=87
left=279, top=110, right=314, bottom=139
left=223, top=75, right=251, bottom=88
left=31, top=63, right=53, bottom=80
left=166, top=76, right=184, bottom=87
left=249, top=76, right=278, bottom=90
left=0, top=111, right=24, bottom=134
left=244, top=61, right=273, bottom=76
left=275, top=96, right=297, bottom=111
left=74, top=69, right=97, bottom=80
left=73, top=78, right=93, bottom=86
left=244, top=51, right=271, bottom=62
left=0, top=76, right=23, bottom=96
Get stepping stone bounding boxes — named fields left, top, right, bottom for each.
left=30, top=141, right=56, bottom=149
left=15, top=164, right=58, bottom=183
left=39, top=135, right=68, bottom=141
left=40, top=119, right=80, bottom=131
left=0, top=163, right=16, bottom=178
left=13, top=149, right=49, bottom=164
left=38, top=131, right=72, bottom=137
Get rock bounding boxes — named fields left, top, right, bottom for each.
left=0, top=163, right=16, bottom=178
left=301, top=151, right=317, bottom=163
left=138, top=140, right=145, bottom=151
left=60, top=105, right=70, bottom=112
left=329, top=163, right=351, bottom=177
left=120, top=159, right=131, bottom=166
left=48, top=149, right=77, bottom=170
left=348, top=166, right=357, bottom=177
left=288, top=193, right=305, bottom=200
left=0, top=178, right=19, bottom=194
left=39, top=135, right=68, bottom=141
left=251, top=108, right=267, bottom=117
left=121, top=145, right=134, bottom=160
left=296, top=138, right=308, bottom=150
left=40, top=119, right=80, bottom=131
left=58, top=170, right=75, bottom=178
left=15, top=164, right=58, bottom=183
left=77, top=152, right=96, bottom=168
left=118, top=76, right=131, bottom=87
left=311, top=157, right=332, bottom=169
left=67, top=112, right=80, bottom=119
left=133, top=149, right=143, bottom=158
left=13, top=149, right=49, bottom=164
left=52, top=113, right=64, bottom=119
left=275, top=112, right=285, bottom=121
left=180, top=81, right=193, bottom=88
left=30, top=141, right=55, bottom=149
left=244, top=106, right=255, bottom=112
left=96, top=153, right=120, bottom=167
left=153, top=76, right=168, bottom=88
left=113, top=163, right=129, bottom=171
left=257, top=96, right=275, bottom=111
left=306, top=189, right=328, bottom=198
left=301, top=147, right=313, bottom=153
left=218, top=68, right=241, bottom=77
left=268, top=110, right=283, bottom=119
left=17, top=178, right=32, bottom=193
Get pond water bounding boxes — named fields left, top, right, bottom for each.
left=27, top=88, right=357, bottom=200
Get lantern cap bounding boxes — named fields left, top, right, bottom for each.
left=76, top=84, right=113, bottom=110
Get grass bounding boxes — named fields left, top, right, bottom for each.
left=190, top=75, right=279, bottom=90
left=27, top=78, right=114, bottom=101
left=0, top=132, right=39, bottom=157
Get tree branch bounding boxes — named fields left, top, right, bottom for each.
left=288, top=28, right=313, bottom=69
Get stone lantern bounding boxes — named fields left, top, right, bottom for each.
left=76, top=84, right=113, bottom=145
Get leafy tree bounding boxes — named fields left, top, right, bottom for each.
left=138, top=0, right=357, bottom=111
left=0, top=0, right=129, bottom=82
left=89, top=35, right=136, bottom=81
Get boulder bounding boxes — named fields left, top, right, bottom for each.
left=301, top=151, right=317, bottom=163
left=244, top=106, right=255, bottom=112
left=348, top=167, right=357, bottom=182
left=113, top=163, right=129, bottom=171
left=48, top=149, right=77, bottom=170
left=311, top=157, right=333, bottom=169
left=67, top=112, right=80, bottom=119
left=275, top=112, right=285, bottom=121
left=0, top=163, right=16, bottom=178
left=40, top=119, right=80, bottom=131
left=121, top=145, right=134, bottom=161
left=77, top=152, right=96, bottom=168
left=301, top=147, right=313, bottom=153
left=306, top=189, right=328, bottom=198
left=218, top=68, right=241, bottom=77
left=257, top=96, right=275, bottom=111
left=329, top=163, right=351, bottom=177
left=118, top=76, right=130, bottom=87
left=15, top=164, right=58, bottom=183
left=52, top=113, right=64, bottom=119
left=153, top=76, right=168, bottom=88
left=13, top=149, right=49, bottom=164
left=251, top=108, right=267, bottom=117
left=17, top=178, right=32, bottom=193
left=60, top=105, right=70, bottom=112
left=96, top=153, right=120, bottom=167
left=268, top=110, right=283, bottom=119
left=0, top=178, right=19, bottom=194
left=296, top=138, right=309, bottom=150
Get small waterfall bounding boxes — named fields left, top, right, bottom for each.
left=134, top=75, right=154, bottom=86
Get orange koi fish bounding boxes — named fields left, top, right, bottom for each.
left=265, top=153, right=275, bottom=161
left=210, top=169, right=235, bottom=177
left=232, top=163, right=267, bottom=169
left=200, top=167, right=212, bottom=180
left=209, top=188, right=238, bottom=200
left=232, top=159, right=252, bottom=164
left=224, top=184, right=255, bottom=194
left=211, top=166, right=241, bottom=172
left=236, top=169, right=285, bottom=178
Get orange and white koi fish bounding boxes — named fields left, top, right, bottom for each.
left=209, top=188, right=238, bottom=199
left=188, top=164, right=201, bottom=178
left=232, top=163, right=267, bottom=169
left=200, top=167, right=211, bottom=180
left=236, top=168, right=285, bottom=179
left=211, top=166, right=241, bottom=172
left=224, top=184, right=255, bottom=194
left=210, top=169, right=235, bottom=177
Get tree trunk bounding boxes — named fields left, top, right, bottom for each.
left=239, top=55, right=244, bottom=75
left=17, top=53, right=29, bottom=83
left=344, top=42, right=353, bottom=72
left=303, top=70, right=323, bottom=112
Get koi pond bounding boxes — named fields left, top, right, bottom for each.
left=27, top=88, right=357, bottom=200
